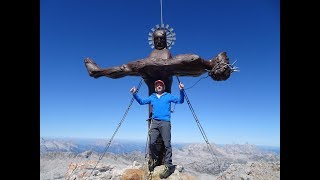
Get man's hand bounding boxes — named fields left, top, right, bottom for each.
left=130, top=87, right=137, bottom=94
left=179, top=83, right=184, bottom=90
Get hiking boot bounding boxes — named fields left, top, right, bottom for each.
left=148, top=159, right=159, bottom=172
left=159, top=165, right=173, bottom=179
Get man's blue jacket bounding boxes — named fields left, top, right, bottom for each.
left=133, top=90, right=184, bottom=121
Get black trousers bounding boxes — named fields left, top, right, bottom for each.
left=149, top=119, right=172, bottom=167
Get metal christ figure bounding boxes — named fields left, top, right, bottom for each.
left=85, top=29, right=234, bottom=95
left=84, top=28, right=236, bottom=169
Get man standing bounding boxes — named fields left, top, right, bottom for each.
left=130, top=79, right=184, bottom=178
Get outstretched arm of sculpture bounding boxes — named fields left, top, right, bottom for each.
left=84, top=51, right=235, bottom=81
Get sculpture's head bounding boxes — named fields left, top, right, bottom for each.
left=153, top=29, right=167, bottom=50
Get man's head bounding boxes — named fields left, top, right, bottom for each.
left=154, top=80, right=165, bottom=93
left=153, top=29, right=167, bottom=50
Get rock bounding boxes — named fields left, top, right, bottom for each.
left=216, top=161, right=280, bottom=180
left=121, top=169, right=146, bottom=180
left=150, top=165, right=196, bottom=180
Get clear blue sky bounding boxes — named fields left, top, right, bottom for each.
left=40, top=0, right=279, bottom=147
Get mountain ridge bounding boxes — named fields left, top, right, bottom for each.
left=40, top=137, right=280, bottom=155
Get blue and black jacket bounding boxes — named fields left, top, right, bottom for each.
left=133, top=90, right=184, bottom=121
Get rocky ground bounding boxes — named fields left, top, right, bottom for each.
left=40, top=152, right=217, bottom=180
left=216, top=161, right=280, bottom=180
left=40, top=143, right=280, bottom=180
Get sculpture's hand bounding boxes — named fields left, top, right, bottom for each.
left=208, top=52, right=232, bottom=81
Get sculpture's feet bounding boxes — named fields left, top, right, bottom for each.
left=209, top=52, right=232, bottom=81
left=84, top=58, right=102, bottom=78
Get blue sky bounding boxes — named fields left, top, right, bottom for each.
left=40, top=0, right=280, bottom=147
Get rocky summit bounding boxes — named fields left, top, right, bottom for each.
left=40, top=138, right=280, bottom=180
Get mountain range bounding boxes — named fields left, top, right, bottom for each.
left=40, top=137, right=279, bottom=155
left=40, top=137, right=280, bottom=179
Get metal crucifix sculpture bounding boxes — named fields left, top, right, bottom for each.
left=84, top=25, right=237, bottom=167
left=84, top=29, right=234, bottom=94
